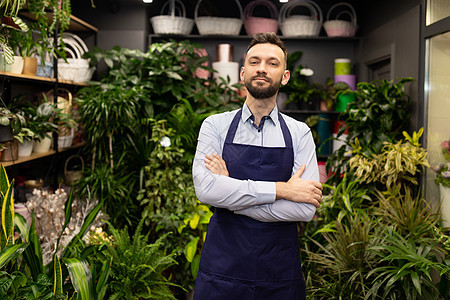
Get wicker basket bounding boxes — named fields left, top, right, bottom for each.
left=46, top=88, right=73, bottom=137
left=150, top=0, right=194, bottom=35
left=195, top=0, right=243, bottom=36
left=279, top=0, right=322, bottom=37
left=64, top=155, right=84, bottom=186
left=323, top=2, right=357, bottom=37
left=244, top=0, right=279, bottom=36
left=57, top=33, right=94, bottom=82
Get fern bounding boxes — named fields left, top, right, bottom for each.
left=102, top=219, right=179, bottom=299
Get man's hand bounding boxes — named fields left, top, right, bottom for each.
left=276, top=164, right=323, bottom=208
left=204, top=153, right=229, bottom=176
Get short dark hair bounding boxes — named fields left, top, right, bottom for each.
left=246, top=32, right=287, bottom=64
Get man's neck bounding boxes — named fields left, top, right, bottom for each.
left=246, top=96, right=277, bottom=126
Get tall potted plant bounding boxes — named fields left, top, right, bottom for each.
left=0, top=0, right=28, bottom=65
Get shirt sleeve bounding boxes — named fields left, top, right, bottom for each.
left=233, top=126, right=319, bottom=222
left=192, top=115, right=277, bottom=211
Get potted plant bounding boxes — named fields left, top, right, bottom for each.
left=0, top=106, right=24, bottom=142
left=15, top=126, right=36, bottom=157
left=279, top=51, right=326, bottom=111
left=0, top=0, right=28, bottom=65
left=21, top=101, right=58, bottom=153
left=10, top=28, right=51, bottom=76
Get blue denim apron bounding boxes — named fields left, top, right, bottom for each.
left=194, top=109, right=306, bottom=300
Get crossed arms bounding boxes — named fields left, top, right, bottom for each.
left=192, top=115, right=323, bottom=222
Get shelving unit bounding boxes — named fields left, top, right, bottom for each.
left=0, top=13, right=96, bottom=186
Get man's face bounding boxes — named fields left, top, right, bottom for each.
left=241, top=43, right=290, bottom=100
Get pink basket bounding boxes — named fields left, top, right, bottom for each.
left=323, top=2, right=358, bottom=37
left=244, top=0, right=279, bottom=35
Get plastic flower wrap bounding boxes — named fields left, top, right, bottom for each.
left=433, top=139, right=450, bottom=188
left=25, top=188, right=107, bottom=265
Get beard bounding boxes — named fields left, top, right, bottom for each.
left=244, top=75, right=282, bottom=99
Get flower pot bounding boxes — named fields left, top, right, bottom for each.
left=22, top=57, right=38, bottom=75
left=440, top=184, right=450, bottom=227
left=0, top=123, right=14, bottom=143
left=18, top=140, right=34, bottom=157
left=0, top=53, right=11, bottom=72
left=33, top=134, right=52, bottom=153
left=36, top=59, right=54, bottom=78
left=10, top=56, right=24, bottom=74
left=0, top=140, right=18, bottom=161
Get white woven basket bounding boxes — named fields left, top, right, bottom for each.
left=279, top=0, right=322, bottom=37
left=323, top=2, right=357, bottom=37
left=244, top=0, right=279, bottom=35
left=58, top=33, right=94, bottom=82
left=150, top=0, right=194, bottom=35
left=195, top=0, right=243, bottom=36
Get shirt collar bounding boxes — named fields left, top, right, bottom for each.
left=242, top=102, right=280, bottom=126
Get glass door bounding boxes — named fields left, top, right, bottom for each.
left=423, top=1, right=450, bottom=220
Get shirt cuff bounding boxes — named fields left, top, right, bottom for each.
left=256, top=181, right=276, bottom=204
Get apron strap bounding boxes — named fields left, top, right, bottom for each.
left=224, top=108, right=293, bottom=148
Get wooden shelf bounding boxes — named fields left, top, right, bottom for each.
left=20, top=12, right=98, bottom=33
left=0, top=71, right=56, bottom=83
left=2, top=142, right=86, bottom=167
left=0, top=71, right=90, bottom=87
left=69, top=15, right=98, bottom=32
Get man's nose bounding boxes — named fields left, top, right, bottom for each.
left=256, top=62, right=267, bottom=74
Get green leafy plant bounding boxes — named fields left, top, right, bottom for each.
left=21, top=101, right=58, bottom=141
left=305, top=211, right=384, bottom=298
left=97, top=220, right=178, bottom=299
left=76, top=41, right=243, bottom=229
left=137, top=119, right=211, bottom=293
left=0, top=164, right=108, bottom=299
left=0, top=0, right=28, bottom=64
left=326, top=77, right=413, bottom=185
left=0, top=106, right=24, bottom=135
left=348, top=129, right=430, bottom=191
left=279, top=51, right=326, bottom=109
left=367, top=226, right=450, bottom=299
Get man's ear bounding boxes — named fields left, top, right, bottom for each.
left=281, top=70, right=290, bottom=86
left=240, top=66, right=245, bottom=82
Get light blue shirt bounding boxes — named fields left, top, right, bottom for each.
left=192, top=102, right=319, bottom=222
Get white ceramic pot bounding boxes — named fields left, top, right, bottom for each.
left=18, top=140, right=34, bottom=157
left=440, top=184, right=450, bottom=227
left=10, top=56, right=24, bottom=74
left=33, top=135, right=53, bottom=153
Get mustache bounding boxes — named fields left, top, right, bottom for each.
left=251, top=75, right=271, bottom=82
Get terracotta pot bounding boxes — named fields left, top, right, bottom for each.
left=22, top=57, right=38, bottom=75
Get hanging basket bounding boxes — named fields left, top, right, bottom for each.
left=244, top=0, right=279, bottom=35
left=279, top=0, right=323, bottom=37
left=195, top=0, right=243, bottom=36
left=64, top=155, right=84, bottom=186
left=323, top=2, right=358, bottom=37
left=150, top=0, right=194, bottom=35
